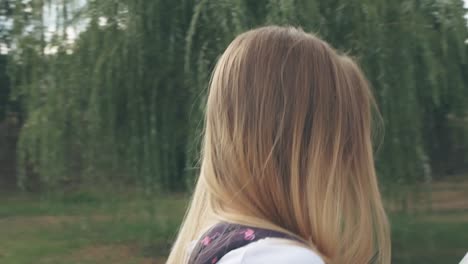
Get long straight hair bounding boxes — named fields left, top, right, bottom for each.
left=167, top=26, right=391, bottom=264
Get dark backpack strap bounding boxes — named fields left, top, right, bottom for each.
left=188, top=222, right=300, bottom=264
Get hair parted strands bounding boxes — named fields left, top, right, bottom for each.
left=167, top=26, right=391, bottom=264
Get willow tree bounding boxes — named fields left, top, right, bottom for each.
left=9, top=0, right=468, bottom=192
left=184, top=0, right=468, bottom=190
left=10, top=0, right=195, bottom=191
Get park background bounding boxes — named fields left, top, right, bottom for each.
left=1, top=0, right=468, bottom=263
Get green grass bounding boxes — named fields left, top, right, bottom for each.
left=1, top=188, right=467, bottom=264
left=0, top=189, right=187, bottom=264
left=391, top=213, right=468, bottom=264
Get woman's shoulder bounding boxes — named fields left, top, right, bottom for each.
left=218, top=237, right=324, bottom=264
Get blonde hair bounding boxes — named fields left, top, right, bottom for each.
left=167, top=26, right=391, bottom=264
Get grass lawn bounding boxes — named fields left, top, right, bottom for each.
left=0, top=188, right=187, bottom=264
left=0, top=180, right=467, bottom=264
left=391, top=212, right=468, bottom=263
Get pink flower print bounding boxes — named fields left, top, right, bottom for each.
left=211, top=256, right=218, bottom=263
left=243, top=229, right=255, bottom=240
left=201, top=235, right=211, bottom=246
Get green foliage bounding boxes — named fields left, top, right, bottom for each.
left=0, top=55, right=10, bottom=120
left=7, top=0, right=468, bottom=191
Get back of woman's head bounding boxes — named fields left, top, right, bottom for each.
left=167, top=26, right=390, bottom=264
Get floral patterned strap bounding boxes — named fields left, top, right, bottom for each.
left=188, top=222, right=300, bottom=264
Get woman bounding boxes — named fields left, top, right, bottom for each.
left=167, top=26, right=391, bottom=264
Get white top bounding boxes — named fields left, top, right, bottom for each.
left=216, top=238, right=324, bottom=264
left=460, top=252, right=468, bottom=264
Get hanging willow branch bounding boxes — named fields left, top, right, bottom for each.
left=8, top=0, right=468, bottom=192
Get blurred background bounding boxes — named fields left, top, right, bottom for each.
left=0, top=0, right=467, bottom=263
